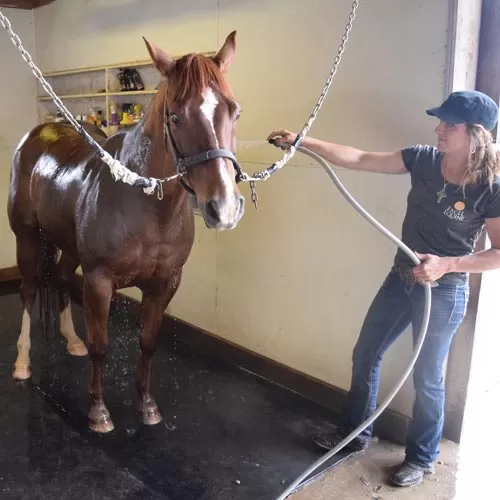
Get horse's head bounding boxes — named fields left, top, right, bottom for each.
left=143, top=32, right=244, bottom=231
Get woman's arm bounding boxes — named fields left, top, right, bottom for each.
left=446, top=217, right=500, bottom=273
left=267, top=129, right=409, bottom=175
left=413, top=218, right=500, bottom=282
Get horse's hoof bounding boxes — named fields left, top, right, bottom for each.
left=67, top=341, right=88, bottom=357
left=89, top=407, right=114, bottom=433
left=89, top=417, right=115, bottom=433
left=13, top=364, right=31, bottom=380
left=140, top=404, right=163, bottom=426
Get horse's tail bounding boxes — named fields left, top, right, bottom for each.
left=37, top=227, right=59, bottom=341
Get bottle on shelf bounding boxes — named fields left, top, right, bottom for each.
left=88, top=108, right=97, bottom=124
left=109, top=103, right=119, bottom=125
left=108, top=102, right=120, bottom=135
left=97, top=110, right=107, bottom=128
left=133, top=104, right=143, bottom=122
left=120, top=102, right=134, bottom=126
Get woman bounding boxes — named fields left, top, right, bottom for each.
left=267, top=90, right=500, bottom=487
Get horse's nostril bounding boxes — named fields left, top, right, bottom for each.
left=206, top=200, right=220, bottom=222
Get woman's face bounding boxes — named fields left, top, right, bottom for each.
left=434, top=120, right=471, bottom=155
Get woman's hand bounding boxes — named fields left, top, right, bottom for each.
left=413, top=252, right=452, bottom=282
left=266, top=129, right=298, bottom=148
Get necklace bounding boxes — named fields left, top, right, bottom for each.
left=436, top=180, right=448, bottom=203
left=437, top=157, right=449, bottom=203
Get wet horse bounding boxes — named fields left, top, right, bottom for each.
left=7, top=32, right=244, bottom=433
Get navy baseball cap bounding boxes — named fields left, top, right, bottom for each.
left=426, top=90, right=499, bottom=130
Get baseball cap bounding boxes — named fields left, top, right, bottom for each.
left=426, top=90, right=499, bottom=130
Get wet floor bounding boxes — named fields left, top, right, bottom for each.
left=0, top=289, right=349, bottom=500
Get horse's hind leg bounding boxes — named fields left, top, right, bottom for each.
left=13, top=229, right=39, bottom=380
left=57, top=253, right=87, bottom=356
left=137, top=269, right=182, bottom=425
left=83, top=270, right=114, bottom=433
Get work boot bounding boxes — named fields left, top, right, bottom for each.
left=390, top=460, right=435, bottom=487
left=312, top=427, right=372, bottom=452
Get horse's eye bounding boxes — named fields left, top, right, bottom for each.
left=170, top=113, right=181, bottom=125
left=235, top=109, right=241, bottom=121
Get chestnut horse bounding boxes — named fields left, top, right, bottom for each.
left=7, top=32, right=244, bottom=433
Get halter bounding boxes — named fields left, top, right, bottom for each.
left=162, top=92, right=243, bottom=195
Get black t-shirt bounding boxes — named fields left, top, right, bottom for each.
left=394, top=144, right=500, bottom=283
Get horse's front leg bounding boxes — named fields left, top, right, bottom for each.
left=83, top=270, right=114, bottom=433
left=138, top=269, right=182, bottom=425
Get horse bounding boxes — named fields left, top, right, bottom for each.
left=7, top=31, right=245, bottom=433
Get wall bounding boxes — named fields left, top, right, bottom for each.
left=28, top=0, right=452, bottom=419
left=0, top=8, right=37, bottom=268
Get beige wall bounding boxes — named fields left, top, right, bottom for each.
left=9, top=0, right=452, bottom=419
left=0, top=8, right=37, bottom=268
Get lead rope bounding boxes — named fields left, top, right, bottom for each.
left=0, top=8, right=169, bottom=199
left=242, top=0, right=359, bottom=208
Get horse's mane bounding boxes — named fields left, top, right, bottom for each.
left=168, top=53, right=234, bottom=103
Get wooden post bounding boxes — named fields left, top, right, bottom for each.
left=476, top=0, right=500, bottom=139
left=444, top=0, right=500, bottom=443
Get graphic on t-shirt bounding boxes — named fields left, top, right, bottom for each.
left=443, top=200, right=466, bottom=221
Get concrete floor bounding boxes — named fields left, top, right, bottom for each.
left=453, top=379, right=500, bottom=500
left=291, top=369, right=500, bottom=500
left=292, top=439, right=458, bottom=500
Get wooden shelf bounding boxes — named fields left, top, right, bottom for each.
left=41, top=60, right=154, bottom=77
left=37, top=90, right=158, bottom=101
left=35, top=58, right=162, bottom=130
left=41, top=53, right=213, bottom=77
left=35, top=52, right=215, bottom=133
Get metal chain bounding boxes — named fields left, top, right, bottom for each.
left=295, top=0, right=359, bottom=145
left=1, top=2, right=359, bottom=207
left=240, top=0, right=360, bottom=208
left=0, top=8, right=164, bottom=198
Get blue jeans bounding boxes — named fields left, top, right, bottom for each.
left=340, top=267, right=469, bottom=467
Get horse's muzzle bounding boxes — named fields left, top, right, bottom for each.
left=200, top=194, right=245, bottom=230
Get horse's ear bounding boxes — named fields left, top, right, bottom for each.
left=143, top=36, right=175, bottom=76
left=214, top=31, right=236, bottom=73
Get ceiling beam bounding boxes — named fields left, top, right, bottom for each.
left=0, top=0, right=56, bottom=9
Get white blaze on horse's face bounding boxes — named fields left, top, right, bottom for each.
left=198, top=86, right=242, bottom=230
left=200, top=87, right=219, bottom=147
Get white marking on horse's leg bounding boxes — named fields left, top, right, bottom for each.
left=60, top=303, right=88, bottom=356
left=13, top=309, right=32, bottom=380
